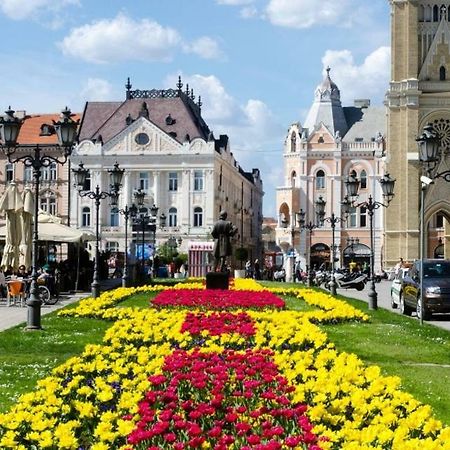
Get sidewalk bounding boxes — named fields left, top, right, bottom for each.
left=0, top=278, right=122, bottom=332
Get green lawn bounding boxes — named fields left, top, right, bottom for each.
left=0, top=284, right=449, bottom=426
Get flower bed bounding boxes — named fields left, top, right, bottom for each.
left=1, top=283, right=449, bottom=449
left=151, top=288, right=285, bottom=309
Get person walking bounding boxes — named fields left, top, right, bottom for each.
left=253, top=259, right=261, bottom=280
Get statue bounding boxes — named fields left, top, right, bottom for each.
left=211, top=211, right=238, bottom=272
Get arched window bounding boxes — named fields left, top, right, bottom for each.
left=169, top=207, right=177, bottom=227
left=290, top=132, right=296, bottom=152
left=291, top=171, right=297, bottom=188
left=82, top=207, right=91, bottom=227
left=316, top=170, right=325, bottom=190
left=433, top=4, right=439, bottom=21
left=360, top=170, right=367, bottom=189
left=440, top=65, right=446, bottom=80
left=193, top=207, right=203, bottom=227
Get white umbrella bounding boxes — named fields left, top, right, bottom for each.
left=0, top=182, right=24, bottom=270
left=19, top=187, right=34, bottom=269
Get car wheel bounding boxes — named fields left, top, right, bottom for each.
left=416, top=296, right=431, bottom=321
left=390, top=290, right=398, bottom=309
left=399, top=294, right=411, bottom=316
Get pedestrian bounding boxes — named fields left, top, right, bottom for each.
left=245, top=260, right=252, bottom=278
left=394, top=257, right=404, bottom=275
left=253, top=259, right=261, bottom=280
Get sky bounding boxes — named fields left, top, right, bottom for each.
left=0, top=0, right=391, bottom=217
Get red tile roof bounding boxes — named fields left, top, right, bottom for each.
left=17, top=113, right=81, bottom=145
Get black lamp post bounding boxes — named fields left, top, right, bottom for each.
left=344, top=172, right=396, bottom=310
left=315, top=195, right=350, bottom=295
left=416, top=123, right=450, bottom=324
left=109, top=196, right=135, bottom=288
left=132, top=189, right=161, bottom=281
left=0, top=107, right=78, bottom=330
left=298, top=202, right=323, bottom=287
left=73, top=162, right=124, bottom=298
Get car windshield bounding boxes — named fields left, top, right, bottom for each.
left=423, top=261, right=450, bottom=278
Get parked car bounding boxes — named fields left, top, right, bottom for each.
left=401, top=259, right=450, bottom=319
left=390, top=267, right=409, bottom=309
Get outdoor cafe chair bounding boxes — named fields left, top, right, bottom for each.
left=6, top=280, right=26, bottom=307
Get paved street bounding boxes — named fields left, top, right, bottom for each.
left=337, top=279, right=450, bottom=332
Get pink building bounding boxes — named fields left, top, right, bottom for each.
left=276, top=69, right=387, bottom=279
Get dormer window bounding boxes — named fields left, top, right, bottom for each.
left=318, top=136, right=324, bottom=143
left=39, top=124, right=55, bottom=136
left=165, top=114, right=176, bottom=125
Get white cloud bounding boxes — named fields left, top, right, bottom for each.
left=265, top=0, right=358, bottom=29
left=0, top=0, right=79, bottom=22
left=80, top=78, right=114, bottom=102
left=183, top=37, right=223, bottom=60
left=240, top=6, right=259, bottom=18
left=59, top=14, right=181, bottom=64
left=321, top=46, right=391, bottom=104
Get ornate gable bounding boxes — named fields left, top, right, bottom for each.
left=307, top=123, right=336, bottom=146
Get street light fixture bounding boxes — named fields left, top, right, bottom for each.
left=344, top=173, right=396, bottom=310
left=315, top=195, right=347, bottom=295
left=416, top=123, right=450, bottom=324
left=73, top=162, right=124, bottom=298
left=131, top=189, right=162, bottom=281
left=0, top=106, right=78, bottom=330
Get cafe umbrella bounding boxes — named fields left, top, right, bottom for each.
left=19, top=186, right=33, bottom=270
left=0, top=182, right=23, bottom=271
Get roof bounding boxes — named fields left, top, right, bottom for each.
left=78, top=94, right=210, bottom=145
left=343, top=106, right=386, bottom=142
left=17, top=113, right=81, bottom=146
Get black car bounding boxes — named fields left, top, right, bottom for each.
left=401, top=259, right=450, bottom=319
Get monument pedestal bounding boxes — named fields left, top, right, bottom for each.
left=206, top=272, right=229, bottom=290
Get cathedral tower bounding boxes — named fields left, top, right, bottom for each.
left=386, top=0, right=450, bottom=265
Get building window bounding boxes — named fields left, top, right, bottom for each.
left=169, top=172, right=178, bottom=191
left=168, top=207, right=177, bottom=227
left=349, top=207, right=357, bottom=227
left=82, top=171, right=91, bottom=191
left=40, top=195, right=57, bottom=215
left=290, top=132, right=296, bottom=152
left=360, top=170, right=367, bottom=189
left=194, top=171, right=204, bottom=191
left=316, top=170, right=325, bottom=190
left=193, top=207, right=203, bottom=227
left=5, top=163, right=14, bottom=182
left=82, top=207, right=91, bottom=227
left=291, top=171, right=297, bottom=188
left=360, top=207, right=367, bottom=228
left=41, top=162, right=57, bottom=181
left=106, top=241, right=119, bottom=252
left=436, top=213, right=444, bottom=228
left=110, top=208, right=119, bottom=226
left=440, top=66, right=446, bottom=81
left=24, top=165, right=33, bottom=182
left=139, top=172, right=149, bottom=192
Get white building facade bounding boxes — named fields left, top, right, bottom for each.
left=70, top=79, right=263, bottom=266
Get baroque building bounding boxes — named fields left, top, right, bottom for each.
left=71, top=78, right=263, bottom=266
left=386, top=0, right=450, bottom=264
left=276, top=69, right=387, bottom=279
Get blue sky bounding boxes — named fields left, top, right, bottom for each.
left=0, top=0, right=391, bottom=216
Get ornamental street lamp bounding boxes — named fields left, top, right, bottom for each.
left=0, top=107, right=78, bottom=330
left=344, top=173, right=396, bottom=310
left=109, top=196, right=135, bottom=288
left=73, top=162, right=124, bottom=298
left=298, top=202, right=323, bottom=287
left=132, top=189, right=163, bottom=281
left=315, top=195, right=349, bottom=295
left=281, top=210, right=303, bottom=282
left=416, top=123, right=450, bottom=324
